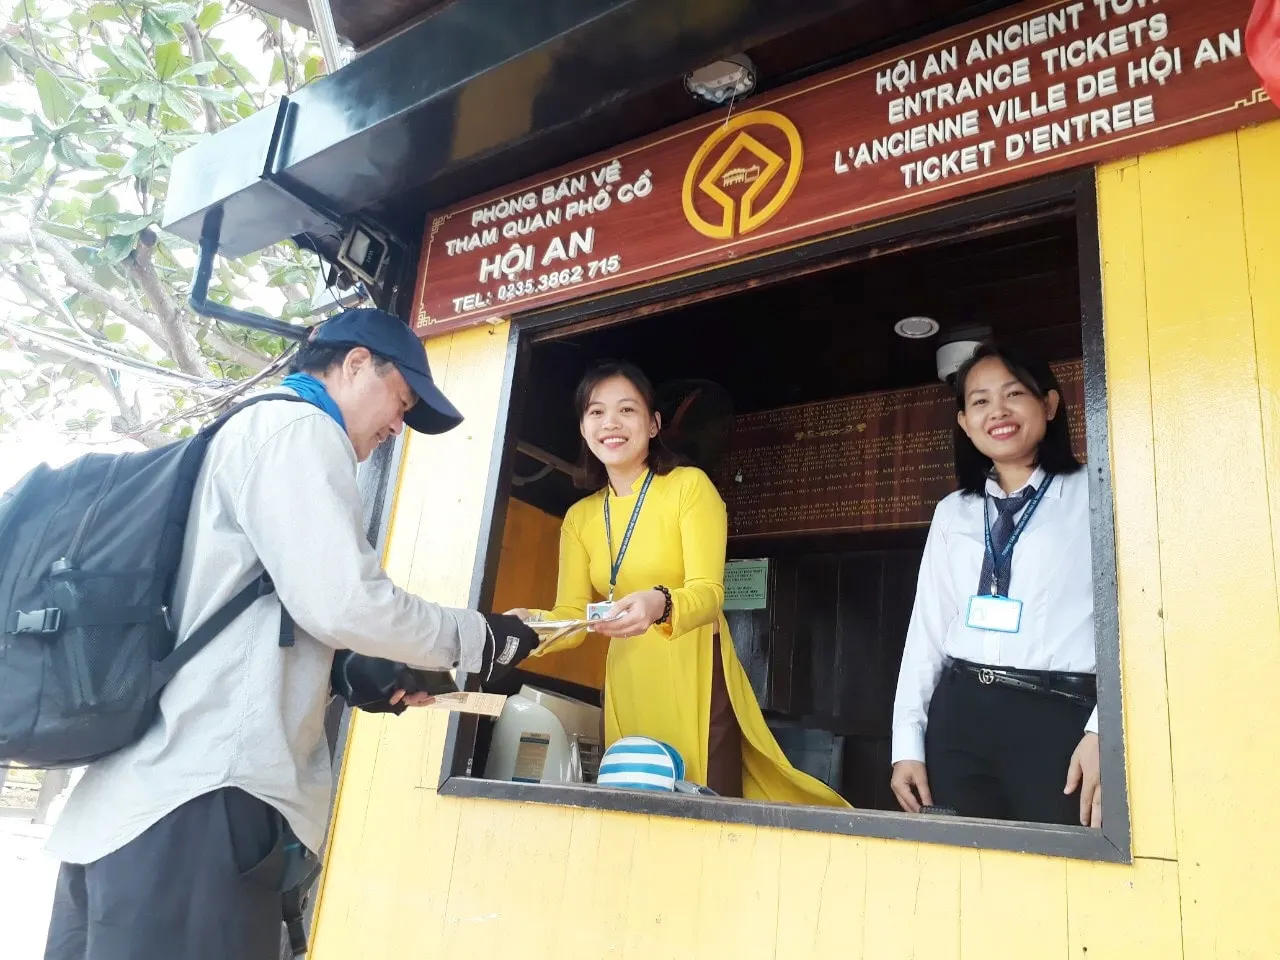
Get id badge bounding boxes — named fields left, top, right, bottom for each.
left=586, top=601, right=615, bottom=622
left=966, top=595, right=1023, bottom=633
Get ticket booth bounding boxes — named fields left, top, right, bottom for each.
left=162, top=0, right=1280, bottom=956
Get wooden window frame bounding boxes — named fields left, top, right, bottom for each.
left=436, top=169, right=1132, bottom=863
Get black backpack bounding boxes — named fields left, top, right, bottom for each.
left=0, top=393, right=309, bottom=769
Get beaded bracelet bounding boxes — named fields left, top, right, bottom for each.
left=654, top=585, right=673, bottom=625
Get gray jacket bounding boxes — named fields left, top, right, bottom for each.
left=47, top=396, right=485, bottom=863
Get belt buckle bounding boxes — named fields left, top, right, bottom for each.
left=978, top=668, right=996, bottom=685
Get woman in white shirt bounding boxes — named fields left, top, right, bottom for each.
left=889, top=343, right=1101, bottom=828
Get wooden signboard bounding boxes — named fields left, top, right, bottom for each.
left=718, top=360, right=1085, bottom=539
left=413, top=0, right=1272, bottom=335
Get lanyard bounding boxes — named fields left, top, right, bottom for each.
left=983, top=476, right=1052, bottom=596
left=604, top=471, right=653, bottom=602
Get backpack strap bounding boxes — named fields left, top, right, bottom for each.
left=151, top=573, right=280, bottom=696
left=171, top=391, right=315, bottom=666
left=200, top=391, right=313, bottom=438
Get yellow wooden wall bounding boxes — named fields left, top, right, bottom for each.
left=310, top=118, right=1280, bottom=960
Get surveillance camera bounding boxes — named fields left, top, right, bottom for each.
left=936, top=340, right=981, bottom=383
left=337, top=222, right=391, bottom=289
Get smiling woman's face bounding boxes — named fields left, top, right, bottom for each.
left=956, top=356, right=1059, bottom=468
left=579, top=375, right=658, bottom=471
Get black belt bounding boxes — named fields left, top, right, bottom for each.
left=949, top=659, right=1096, bottom=705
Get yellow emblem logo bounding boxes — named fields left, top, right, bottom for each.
left=682, top=110, right=803, bottom=240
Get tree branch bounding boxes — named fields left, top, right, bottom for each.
left=127, top=231, right=212, bottom=378
left=179, top=21, right=223, bottom=134
left=205, top=38, right=262, bottom=109
left=0, top=225, right=173, bottom=356
left=92, top=364, right=170, bottom=448
left=3, top=263, right=63, bottom=314
left=203, top=323, right=271, bottom=373
left=32, top=164, right=62, bottom=220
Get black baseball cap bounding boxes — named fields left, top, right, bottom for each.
left=311, top=308, right=463, bottom=434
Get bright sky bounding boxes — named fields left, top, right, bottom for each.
left=0, top=423, right=144, bottom=490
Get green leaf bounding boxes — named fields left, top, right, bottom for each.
left=196, top=2, right=223, bottom=31
left=104, top=323, right=126, bottom=342
left=151, top=3, right=198, bottom=25
left=95, top=152, right=127, bottom=170
left=12, top=138, right=49, bottom=172
left=34, top=68, right=73, bottom=124
left=0, top=49, right=14, bottom=86
left=28, top=115, right=52, bottom=141
left=110, top=214, right=157, bottom=236
left=76, top=177, right=118, bottom=195
left=174, top=60, right=217, bottom=79
left=303, top=55, right=323, bottom=84
left=51, top=138, right=95, bottom=169
left=191, top=85, right=234, bottom=103
left=89, top=192, right=119, bottom=216
left=122, top=147, right=156, bottom=178
left=118, top=37, right=152, bottom=73
left=0, top=104, right=24, bottom=122
left=87, top=4, right=124, bottom=21
left=141, top=11, right=176, bottom=44
left=97, top=233, right=138, bottom=264
left=153, top=41, right=185, bottom=81
left=162, top=87, right=196, bottom=118
left=133, top=80, right=165, bottom=105
left=79, top=92, right=110, bottom=110
left=91, top=43, right=127, bottom=73
left=41, top=222, right=98, bottom=243
left=120, top=124, right=158, bottom=148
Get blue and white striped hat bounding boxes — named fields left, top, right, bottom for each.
left=597, top=737, right=685, bottom=792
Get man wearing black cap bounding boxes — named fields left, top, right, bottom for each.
left=42, top=308, right=540, bottom=960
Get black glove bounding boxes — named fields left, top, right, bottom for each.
left=479, top=614, right=540, bottom=687
left=329, top=651, right=413, bottom=715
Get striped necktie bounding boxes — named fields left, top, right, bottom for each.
left=977, top=484, right=1036, bottom=597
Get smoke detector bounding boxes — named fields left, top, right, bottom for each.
left=894, top=315, right=940, bottom=339
left=935, top=324, right=993, bottom=382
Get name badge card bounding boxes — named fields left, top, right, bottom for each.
left=586, top=601, right=616, bottom=622
left=966, top=595, right=1023, bottom=633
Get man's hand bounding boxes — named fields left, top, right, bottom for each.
left=479, top=613, right=541, bottom=686
left=389, top=690, right=435, bottom=708
left=890, top=760, right=933, bottom=813
left=331, top=651, right=415, bottom=714
left=1064, top=731, right=1102, bottom=828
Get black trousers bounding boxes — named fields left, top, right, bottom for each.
left=925, top=667, right=1095, bottom=825
left=45, top=788, right=285, bottom=960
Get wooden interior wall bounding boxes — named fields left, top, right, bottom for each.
left=727, top=546, right=925, bottom=808
left=311, top=118, right=1280, bottom=960
left=490, top=497, right=609, bottom=690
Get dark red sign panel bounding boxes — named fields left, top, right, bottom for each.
left=414, top=0, right=1271, bottom=335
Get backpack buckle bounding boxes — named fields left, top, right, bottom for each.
left=7, top=608, right=63, bottom=635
